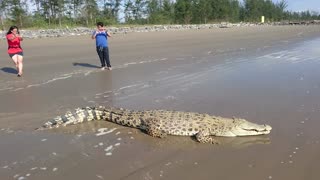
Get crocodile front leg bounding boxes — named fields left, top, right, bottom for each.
left=196, top=130, right=219, bottom=144
left=144, top=118, right=168, bottom=138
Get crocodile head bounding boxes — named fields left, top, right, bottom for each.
left=215, top=118, right=272, bottom=137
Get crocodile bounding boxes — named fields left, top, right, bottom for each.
left=40, top=106, right=272, bottom=144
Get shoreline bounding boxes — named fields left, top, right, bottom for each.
left=1, top=23, right=320, bottom=39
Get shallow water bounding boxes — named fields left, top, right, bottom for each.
left=1, top=32, right=320, bottom=179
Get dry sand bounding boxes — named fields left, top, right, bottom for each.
left=1, top=25, right=320, bottom=179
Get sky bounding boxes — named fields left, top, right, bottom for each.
left=237, top=0, right=320, bottom=12
left=286, top=0, right=320, bottom=12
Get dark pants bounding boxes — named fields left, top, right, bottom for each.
left=96, top=46, right=111, bottom=67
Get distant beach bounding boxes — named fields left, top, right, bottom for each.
left=1, top=22, right=319, bottom=39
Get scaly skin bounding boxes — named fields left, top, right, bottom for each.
left=40, top=106, right=272, bottom=144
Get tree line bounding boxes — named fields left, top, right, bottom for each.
left=0, top=0, right=320, bottom=29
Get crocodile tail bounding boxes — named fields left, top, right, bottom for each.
left=39, top=106, right=109, bottom=129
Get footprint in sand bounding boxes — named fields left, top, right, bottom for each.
left=93, top=128, right=127, bottom=157
left=13, top=166, right=58, bottom=179
left=103, top=142, right=122, bottom=156
left=95, top=128, right=117, bottom=136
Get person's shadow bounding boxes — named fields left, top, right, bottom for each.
left=73, top=62, right=100, bottom=69
left=1, top=67, right=17, bottom=74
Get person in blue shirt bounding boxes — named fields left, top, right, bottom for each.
left=91, top=22, right=112, bottom=70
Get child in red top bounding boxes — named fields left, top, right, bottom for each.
left=6, top=26, right=24, bottom=77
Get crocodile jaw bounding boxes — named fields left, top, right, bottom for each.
left=236, top=124, right=272, bottom=136
left=215, top=119, right=272, bottom=137
left=232, top=120, right=272, bottom=136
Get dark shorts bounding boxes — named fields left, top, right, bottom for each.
left=9, top=52, right=23, bottom=58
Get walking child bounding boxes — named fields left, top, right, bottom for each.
left=91, top=22, right=112, bottom=70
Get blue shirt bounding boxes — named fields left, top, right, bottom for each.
left=93, top=31, right=108, bottom=47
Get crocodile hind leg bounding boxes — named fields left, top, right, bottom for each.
left=144, top=118, right=167, bottom=138
left=196, top=130, right=219, bottom=144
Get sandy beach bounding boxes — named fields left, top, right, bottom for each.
left=1, top=25, right=320, bottom=180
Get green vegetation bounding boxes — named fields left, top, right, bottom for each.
left=0, top=0, right=319, bottom=30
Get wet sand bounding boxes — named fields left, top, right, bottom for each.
left=1, top=25, right=320, bottom=179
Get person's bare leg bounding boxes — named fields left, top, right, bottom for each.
left=17, top=55, right=23, bottom=76
left=11, top=55, right=19, bottom=73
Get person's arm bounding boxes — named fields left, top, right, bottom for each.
left=16, top=34, right=23, bottom=41
left=7, top=33, right=23, bottom=41
left=106, top=31, right=112, bottom=37
left=91, top=30, right=98, bottom=39
left=7, top=34, right=16, bottom=41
